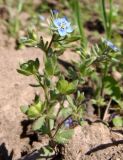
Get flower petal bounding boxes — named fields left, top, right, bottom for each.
left=52, top=9, right=59, bottom=15
left=53, top=18, right=61, bottom=27
left=103, top=39, right=120, bottom=52
left=67, top=26, right=73, bottom=33
left=58, top=28, right=67, bottom=36
left=61, top=17, right=70, bottom=26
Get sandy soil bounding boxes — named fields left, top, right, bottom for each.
left=0, top=44, right=44, bottom=159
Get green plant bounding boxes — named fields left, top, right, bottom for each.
left=67, top=0, right=122, bottom=123
left=18, top=11, right=84, bottom=158
left=18, top=1, right=123, bottom=158
left=3, top=0, right=23, bottom=38
left=100, top=0, right=113, bottom=39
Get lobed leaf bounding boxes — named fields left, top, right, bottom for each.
left=55, top=129, right=74, bottom=144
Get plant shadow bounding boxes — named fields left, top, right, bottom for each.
left=0, top=143, right=13, bottom=160
left=20, top=120, right=39, bottom=146
left=86, top=139, right=123, bottom=155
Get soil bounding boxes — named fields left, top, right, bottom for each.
left=0, top=1, right=123, bottom=160
left=65, top=123, right=123, bottom=160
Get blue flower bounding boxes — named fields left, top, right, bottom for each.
left=103, top=39, right=120, bottom=52
left=53, top=17, right=73, bottom=36
left=64, top=118, right=73, bottom=128
left=52, top=9, right=59, bottom=15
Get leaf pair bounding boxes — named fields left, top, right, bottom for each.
left=45, top=56, right=59, bottom=76
left=17, top=58, right=39, bottom=76
left=21, top=98, right=45, bottom=119
left=57, top=79, right=78, bottom=95
left=55, top=129, right=74, bottom=144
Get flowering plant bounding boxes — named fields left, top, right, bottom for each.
left=68, top=0, right=122, bottom=125
left=18, top=10, right=84, bottom=157
left=18, top=0, right=123, bottom=158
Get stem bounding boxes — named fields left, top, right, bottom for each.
left=34, top=73, right=52, bottom=138
left=34, top=71, right=50, bottom=106
left=34, top=73, right=43, bottom=88
left=48, top=119, right=53, bottom=139
left=103, top=98, right=112, bottom=121
left=108, top=0, right=113, bottom=39
left=100, top=0, right=113, bottom=39
left=53, top=115, right=71, bottom=138
left=43, top=84, right=49, bottom=103
left=55, top=96, right=65, bottom=123
left=100, top=0, right=108, bottom=37
left=46, top=34, right=55, bottom=55
left=98, top=61, right=108, bottom=119
left=100, top=62, right=108, bottom=97
left=98, top=107, right=101, bottom=119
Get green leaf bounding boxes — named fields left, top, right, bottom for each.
left=17, top=58, right=40, bottom=76
left=76, top=107, right=84, bottom=118
left=113, top=99, right=123, bottom=109
left=27, top=106, right=40, bottom=118
left=17, top=0, right=23, bottom=13
left=112, top=116, right=123, bottom=127
left=29, top=84, right=41, bottom=87
left=45, top=56, right=59, bottom=76
left=32, top=116, right=45, bottom=131
left=66, top=80, right=78, bottom=94
left=17, top=69, right=32, bottom=76
left=39, top=124, right=49, bottom=134
left=34, top=101, right=44, bottom=113
left=64, top=35, right=81, bottom=44
left=57, top=79, right=69, bottom=94
left=55, top=129, right=74, bottom=144
left=59, top=107, right=72, bottom=118
left=49, top=119, right=54, bottom=130
left=35, top=58, right=40, bottom=70
left=92, top=97, right=106, bottom=107
left=40, top=146, right=55, bottom=157
left=76, top=91, right=85, bottom=104
left=50, top=90, right=59, bottom=100
left=103, top=76, right=121, bottom=99
left=66, top=95, right=76, bottom=110
left=47, top=105, right=57, bottom=119
left=19, top=37, right=37, bottom=47
left=20, top=105, right=28, bottom=114
left=57, top=79, right=78, bottom=95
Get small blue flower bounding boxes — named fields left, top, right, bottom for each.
left=64, top=118, right=73, bottom=128
left=52, top=9, right=59, bottom=15
left=53, top=17, right=73, bottom=36
left=103, top=39, right=120, bottom=52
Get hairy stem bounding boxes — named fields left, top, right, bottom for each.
left=46, top=34, right=55, bottom=55
left=100, top=62, right=108, bottom=97
left=103, top=98, right=112, bottom=121
left=53, top=115, right=72, bottom=138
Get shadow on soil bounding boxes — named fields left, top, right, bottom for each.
left=20, top=120, right=39, bottom=146
left=0, top=143, right=13, bottom=160
left=86, top=139, right=123, bottom=155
